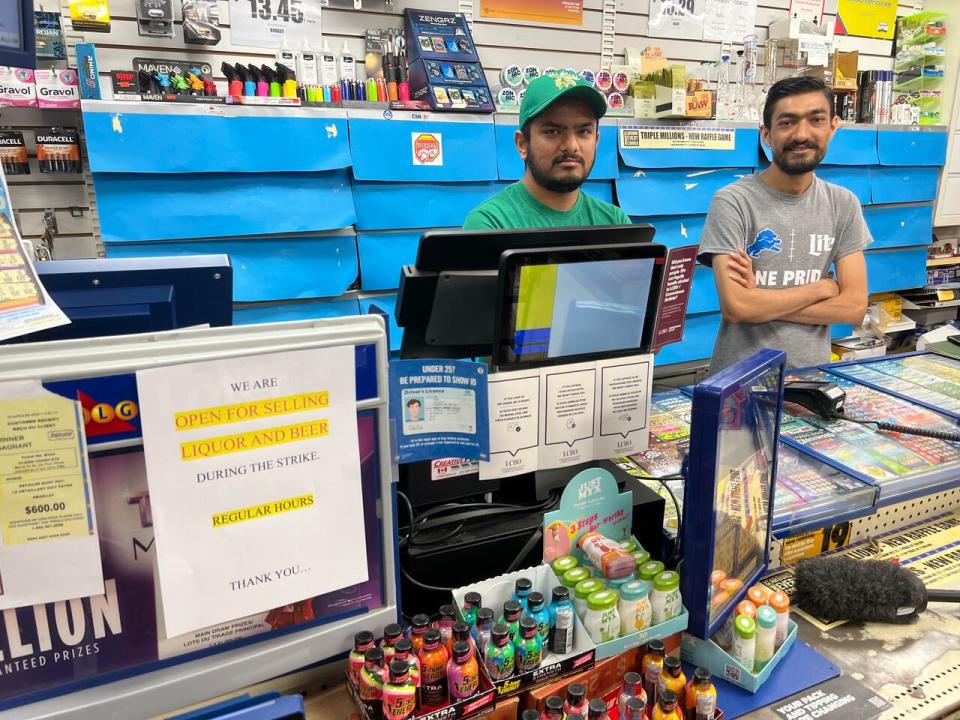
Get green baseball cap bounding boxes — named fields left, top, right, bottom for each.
left=519, top=71, right=608, bottom=129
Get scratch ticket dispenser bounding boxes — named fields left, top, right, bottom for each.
left=0, top=317, right=398, bottom=718
left=403, top=8, right=495, bottom=112
left=681, top=349, right=783, bottom=639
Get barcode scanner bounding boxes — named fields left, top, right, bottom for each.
left=783, top=380, right=846, bottom=420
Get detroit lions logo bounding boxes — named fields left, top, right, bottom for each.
left=746, top=228, right=782, bottom=258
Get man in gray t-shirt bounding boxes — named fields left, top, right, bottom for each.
left=699, top=77, right=871, bottom=373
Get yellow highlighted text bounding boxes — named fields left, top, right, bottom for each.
left=212, top=493, right=315, bottom=527
left=174, top=392, right=329, bottom=431
left=179, top=419, right=329, bottom=461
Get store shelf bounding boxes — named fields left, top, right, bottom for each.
left=927, top=256, right=960, bottom=267
left=895, top=74, right=945, bottom=93
left=884, top=318, right=917, bottom=332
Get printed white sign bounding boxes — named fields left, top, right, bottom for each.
left=480, top=355, right=653, bottom=479
left=0, top=381, right=104, bottom=609
left=137, top=346, right=367, bottom=637
left=228, top=0, right=323, bottom=50
left=648, top=0, right=705, bottom=40
left=702, top=0, right=757, bottom=42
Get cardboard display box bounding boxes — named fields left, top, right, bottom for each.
left=453, top=565, right=597, bottom=700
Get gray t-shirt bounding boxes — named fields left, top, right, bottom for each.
left=698, top=173, right=872, bottom=373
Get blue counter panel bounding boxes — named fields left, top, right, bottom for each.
left=877, top=129, right=948, bottom=166
left=686, top=266, right=719, bottom=315
left=106, top=234, right=359, bottom=303
left=95, top=170, right=357, bottom=242
left=234, top=297, right=361, bottom=325
left=616, top=167, right=750, bottom=216
left=349, top=116, right=498, bottom=182
left=360, top=294, right=402, bottom=351
left=865, top=247, right=928, bottom=294
left=863, top=204, right=934, bottom=249
left=83, top=109, right=351, bottom=174
left=816, top=166, right=873, bottom=205
left=352, top=181, right=501, bottom=230
left=638, top=214, right=707, bottom=248
left=870, top=166, right=940, bottom=205
left=358, top=230, right=421, bottom=291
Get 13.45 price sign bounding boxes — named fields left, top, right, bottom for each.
left=230, top=0, right=322, bottom=50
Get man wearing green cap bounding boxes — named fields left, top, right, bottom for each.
left=463, top=72, right=630, bottom=229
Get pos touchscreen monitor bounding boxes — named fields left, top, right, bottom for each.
left=494, top=243, right=666, bottom=369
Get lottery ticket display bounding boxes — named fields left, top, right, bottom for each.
left=782, top=369, right=960, bottom=502
left=624, top=390, right=875, bottom=531
left=830, top=353, right=960, bottom=418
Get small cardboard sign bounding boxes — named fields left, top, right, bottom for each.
left=542, top=467, right=633, bottom=563
left=654, top=245, right=698, bottom=349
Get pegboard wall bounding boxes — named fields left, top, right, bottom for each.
left=850, top=487, right=960, bottom=543
left=881, top=661, right=960, bottom=720
left=770, top=487, right=960, bottom=569
left=0, top=0, right=930, bottom=258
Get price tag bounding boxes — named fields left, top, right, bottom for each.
left=937, top=288, right=955, bottom=302
left=228, top=0, right=323, bottom=50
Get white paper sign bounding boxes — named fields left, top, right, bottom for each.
left=228, top=0, right=322, bottom=50
left=0, top=380, right=104, bottom=609
left=0, top=167, right=70, bottom=342
left=595, top=356, right=653, bottom=459
left=137, top=346, right=367, bottom=637
left=542, top=363, right=597, bottom=469
left=790, top=0, right=825, bottom=24
left=481, top=370, right=541, bottom=481
left=702, top=0, right=757, bottom=42
left=799, top=33, right=831, bottom=66
left=648, top=0, right=705, bottom=40
left=480, top=355, right=653, bottom=479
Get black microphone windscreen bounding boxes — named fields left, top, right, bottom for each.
left=795, top=556, right=928, bottom=624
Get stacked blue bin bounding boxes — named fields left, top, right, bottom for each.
left=615, top=123, right=946, bottom=365
left=82, top=103, right=361, bottom=324
left=82, top=103, right=946, bottom=365
left=350, top=112, right=619, bottom=351
left=616, top=122, right=760, bottom=366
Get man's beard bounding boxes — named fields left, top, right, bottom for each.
left=772, top=140, right=826, bottom=175
left=527, top=151, right=592, bottom=193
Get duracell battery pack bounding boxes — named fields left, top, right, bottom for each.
left=0, top=130, right=30, bottom=175
left=35, top=128, right=82, bottom=174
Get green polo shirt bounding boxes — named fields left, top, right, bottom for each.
left=463, top=181, right=631, bottom=230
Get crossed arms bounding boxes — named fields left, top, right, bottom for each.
left=712, top=249, right=868, bottom=326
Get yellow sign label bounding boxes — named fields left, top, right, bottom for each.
left=174, top=391, right=329, bottom=431
left=212, top=493, right=315, bottom=527
left=619, top=126, right=735, bottom=151
left=937, top=288, right=955, bottom=302
left=781, top=522, right=851, bottom=565
left=179, top=419, right=329, bottom=460
left=0, top=394, right=91, bottom=546
left=836, top=0, right=897, bottom=40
